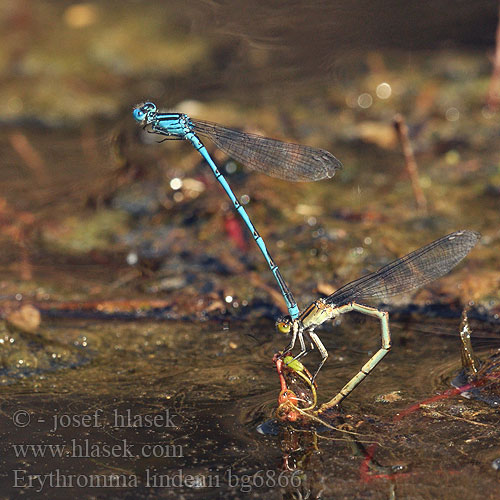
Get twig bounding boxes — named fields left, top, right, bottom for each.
left=8, top=131, right=47, bottom=184
left=429, top=410, right=492, bottom=428
left=393, top=114, right=427, bottom=214
left=486, top=1, right=500, bottom=111
left=249, top=271, right=288, bottom=314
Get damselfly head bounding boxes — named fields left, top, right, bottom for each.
left=276, top=315, right=292, bottom=335
left=133, top=102, right=157, bottom=124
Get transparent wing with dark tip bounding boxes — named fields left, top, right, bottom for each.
left=326, top=230, right=480, bottom=307
left=192, top=119, right=342, bottom=182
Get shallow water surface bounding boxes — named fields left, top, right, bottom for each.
left=1, top=314, right=498, bottom=499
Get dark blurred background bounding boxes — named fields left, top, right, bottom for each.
left=1, top=0, right=498, bottom=121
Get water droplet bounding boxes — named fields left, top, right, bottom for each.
left=376, top=83, right=392, bottom=99
left=173, top=191, right=184, bottom=202
left=170, top=178, right=183, bottom=190
left=482, top=106, right=496, bottom=119
left=445, top=107, right=460, bottom=121
left=225, top=161, right=237, bottom=174
left=358, top=93, right=373, bottom=109
left=126, top=252, right=138, bottom=266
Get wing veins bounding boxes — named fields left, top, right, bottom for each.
left=325, top=231, right=480, bottom=307
left=193, top=119, right=341, bottom=182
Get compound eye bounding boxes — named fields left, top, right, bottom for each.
left=277, top=321, right=291, bottom=335
left=142, top=102, right=157, bottom=113
left=133, top=107, right=146, bottom=122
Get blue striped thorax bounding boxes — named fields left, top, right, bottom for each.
left=154, top=113, right=191, bottom=137
left=133, top=102, right=193, bottom=138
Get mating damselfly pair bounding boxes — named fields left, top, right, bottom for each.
left=133, top=102, right=480, bottom=404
